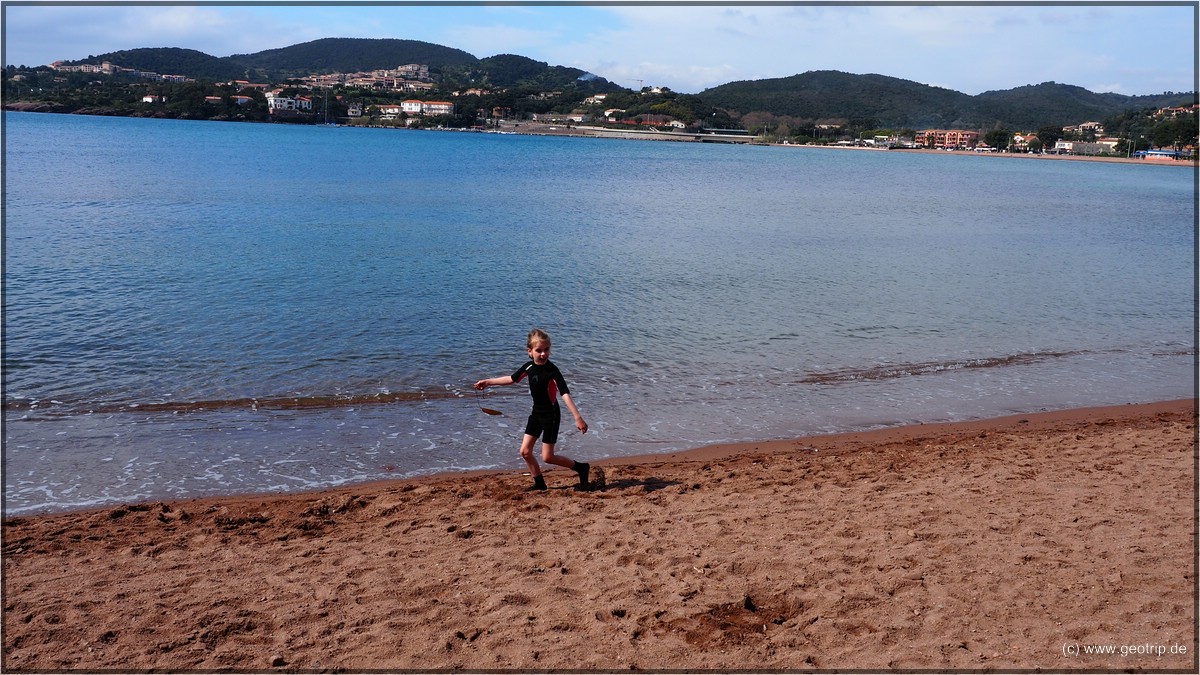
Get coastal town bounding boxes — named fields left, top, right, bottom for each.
left=29, top=58, right=1200, bottom=161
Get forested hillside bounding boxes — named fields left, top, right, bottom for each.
left=454, top=53, right=621, bottom=92
left=698, top=71, right=977, bottom=129
left=27, top=38, right=1198, bottom=134
left=58, top=38, right=621, bottom=94
left=971, top=82, right=1191, bottom=130
left=70, top=47, right=249, bottom=81
left=228, top=38, right=478, bottom=80
left=698, top=70, right=1195, bottom=130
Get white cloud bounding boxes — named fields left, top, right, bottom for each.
left=4, top=5, right=305, bottom=63
left=138, top=6, right=230, bottom=34
left=544, top=4, right=836, bottom=91
left=665, top=4, right=1186, bottom=95
left=443, top=24, right=560, bottom=59
left=550, top=4, right=1076, bottom=93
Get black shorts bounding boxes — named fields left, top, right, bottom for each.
left=524, top=407, right=562, bottom=445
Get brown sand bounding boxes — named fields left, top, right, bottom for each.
left=3, top=400, right=1195, bottom=671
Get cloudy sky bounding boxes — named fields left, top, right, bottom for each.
left=3, top=1, right=1195, bottom=96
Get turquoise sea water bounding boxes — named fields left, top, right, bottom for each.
left=3, top=112, right=1194, bottom=514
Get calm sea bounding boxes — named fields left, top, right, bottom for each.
left=3, top=112, right=1194, bottom=515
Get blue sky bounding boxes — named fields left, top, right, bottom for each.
left=3, top=2, right=1196, bottom=96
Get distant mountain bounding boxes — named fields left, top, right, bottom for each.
left=62, top=40, right=1194, bottom=130
left=70, top=38, right=620, bottom=92
left=699, top=70, right=1195, bottom=130
left=70, top=47, right=248, bottom=81
left=467, top=53, right=622, bottom=91
left=697, top=71, right=976, bottom=129
left=972, top=81, right=1190, bottom=129
left=228, top=37, right=478, bottom=80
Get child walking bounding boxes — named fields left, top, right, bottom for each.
left=475, top=328, right=591, bottom=491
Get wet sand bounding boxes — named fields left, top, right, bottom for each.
left=2, top=399, right=1195, bottom=671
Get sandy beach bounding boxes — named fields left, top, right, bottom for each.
left=2, top=399, right=1195, bottom=671
left=507, top=121, right=1196, bottom=166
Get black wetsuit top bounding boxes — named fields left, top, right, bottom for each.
left=512, top=360, right=570, bottom=413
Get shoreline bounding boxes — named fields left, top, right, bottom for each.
left=7, top=399, right=1195, bottom=519
left=8, top=109, right=1192, bottom=168
left=792, top=142, right=1195, bottom=165
left=511, top=120, right=1195, bottom=166
left=612, top=397, right=1199, bottom=465
left=4, top=398, right=1195, bottom=670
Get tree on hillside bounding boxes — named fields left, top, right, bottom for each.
left=984, top=128, right=1013, bottom=150
left=1035, top=125, right=1063, bottom=148
left=740, top=111, right=778, bottom=135
left=1152, top=112, right=1198, bottom=150
left=1104, top=107, right=1197, bottom=153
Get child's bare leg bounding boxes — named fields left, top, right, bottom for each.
left=520, top=435, right=549, bottom=491
left=541, top=443, right=574, bottom=469
left=543, top=444, right=590, bottom=489
left=520, top=435, right=542, bottom=476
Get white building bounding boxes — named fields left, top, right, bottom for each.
left=267, top=96, right=296, bottom=112
left=421, top=101, right=455, bottom=116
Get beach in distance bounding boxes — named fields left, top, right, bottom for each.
left=481, top=119, right=1197, bottom=166
left=3, top=399, right=1195, bottom=672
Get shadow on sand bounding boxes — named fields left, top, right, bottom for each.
left=599, top=477, right=681, bottom=493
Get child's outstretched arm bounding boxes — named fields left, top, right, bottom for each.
left=474, top=375, right=514, bottom=390
left=561, top=392, right=588, bottom=434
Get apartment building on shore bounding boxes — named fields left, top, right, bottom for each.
left=914, top=129, right=981, bottom=149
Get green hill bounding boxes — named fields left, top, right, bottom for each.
left=699, top=70, right=1196, bottom=130
left=698, top=71, right=977, bottom=128
left=72, top=39, right=620, bottom=92
left=972, top=82, right=1191, bottom=129
left=55, top=41, right=1195, bottom=130
left=456, top=53, right=621, bottom=91
left=228, top=37, right=479, bottom=80
left=61, top=47, right=246, bottom=81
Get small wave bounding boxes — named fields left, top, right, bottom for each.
left=3, top=389, right=462, bottom=416
left=1152, top=348, right=1196, bottom=357
left=798, top=350, right=1087, bottom=385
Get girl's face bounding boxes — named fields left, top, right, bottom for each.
left=528, top=341, right=551, bottom=365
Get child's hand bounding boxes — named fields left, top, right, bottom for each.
left=474, top=379, right=488, bottom=390
left=576, top=417, right=588, bottom=434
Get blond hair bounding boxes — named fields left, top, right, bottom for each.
left=527, top=328, right=551, bottom=349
